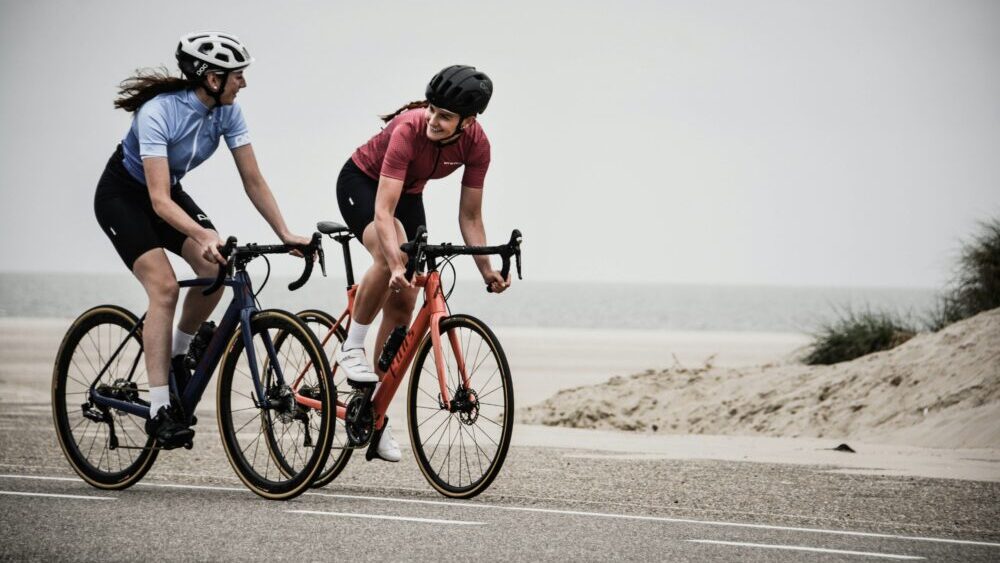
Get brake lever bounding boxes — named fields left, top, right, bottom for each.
left=203, top=236, right=237, bottom=296
left=511, top=229, right=523, bottom=280
left=288, top=232, right=322, bottom=291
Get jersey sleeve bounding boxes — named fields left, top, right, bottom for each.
left=379, top=121, right=417, bottom=181
left=461, top=135, right=491, bottom=189
left=223, top=103, right=251, bottom=149
left=135, top=101, right=170, bottom=159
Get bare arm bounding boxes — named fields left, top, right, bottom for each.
left=232, top=144, right=308, bottom=246
left=374, top=176, right=411, bottom=288
left=144, top=157, right=225, bottom=263
left=459, top=186, right=508, bottom=292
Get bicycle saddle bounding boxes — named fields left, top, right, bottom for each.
left=317, top=221, right=350, bottom=235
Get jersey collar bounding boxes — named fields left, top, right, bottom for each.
left=185, top=89, right=212, bottom=116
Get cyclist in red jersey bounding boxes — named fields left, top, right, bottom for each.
left=334, top=65, right=509, bottom=462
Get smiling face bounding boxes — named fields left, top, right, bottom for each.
left=425, top=104, right=472, bottom=142
left=206, top=70, right=247, bottom=105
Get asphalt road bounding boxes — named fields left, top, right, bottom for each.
left=1, top=403, right=999, bottom=562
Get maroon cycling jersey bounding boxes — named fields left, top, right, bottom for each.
left=351, top=108, right=490, bottom=194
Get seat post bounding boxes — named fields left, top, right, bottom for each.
left=335, top=235, right=355, bottom=288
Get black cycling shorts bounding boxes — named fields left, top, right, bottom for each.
left=336, top=158, right=426, bottom=243
left=94, top=145, right=216, bottom=270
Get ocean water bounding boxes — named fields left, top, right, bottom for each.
left=0, top=272, right=939, bottom=334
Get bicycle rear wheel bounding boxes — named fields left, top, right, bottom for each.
left=407, top=314, right=513, bottom=499
left=291, top=309, right=353, bottom=488
left=216, top=309, right=334, bottom=500
left=52, top=305, right=157, bottom=489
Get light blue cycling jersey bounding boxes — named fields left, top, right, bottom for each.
left=121, top=89, right=251, bottom=186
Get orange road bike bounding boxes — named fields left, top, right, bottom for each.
left=274, top=222, right=522, bottom=498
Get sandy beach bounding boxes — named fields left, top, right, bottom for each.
left=3, top=315, right=998, bottom=483
left=520, top=308, right=1000, bottom=463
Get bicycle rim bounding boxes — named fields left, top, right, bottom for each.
left=292, top=309, right=353, bottom=488
left=407, top=314, right=513, bottom=499
left=217, top=309, right=334, bottom=500
left=52, top=305, right=157, bottom=489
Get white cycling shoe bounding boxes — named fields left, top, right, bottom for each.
left=374, top=422, right=402, bottom=462
left=334, top=345, right=379, bottom=385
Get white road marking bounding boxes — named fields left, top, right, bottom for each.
left=310, top=492, right=1000, bottom=548
left=687, top=539, right=925, bottom=560
left=288, top=509, right=485, bottom=526
left=0, top=475, right=79, bottom=482
left=0, top=490, right=115, bottom=501
left=1, top=474, right=997, bottom=548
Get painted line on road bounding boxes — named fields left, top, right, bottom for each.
left=687, top=540, right=925, bottom=560
left=310, top=492, right=1000, bottom=548
left=0, top=490, right=116, bottom=501
left=0, top=475, right=84, bottom=482
left=2, top=474, right=997, bottom=548
left=0, top=475, right=249, bottom=492
left=288, top=509, right=485, bottom=526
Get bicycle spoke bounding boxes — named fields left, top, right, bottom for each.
left=417, top=406, right=447, bottom=427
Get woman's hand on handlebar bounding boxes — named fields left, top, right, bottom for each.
left=280, top=232, right=313, bottom=258
left=483, top=270, right=510, bottom=294
left=197, top=230, right=227, bottom=265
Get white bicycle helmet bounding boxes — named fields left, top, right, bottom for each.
left=176, top=31, right=253, bottom=79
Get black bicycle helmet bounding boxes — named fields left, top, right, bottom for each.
left=425, top=65, right=493, bottom=117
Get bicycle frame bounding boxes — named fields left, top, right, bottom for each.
left=88, top=270, right=288, bottom=421
left=293, top=269, right=470, bottom=431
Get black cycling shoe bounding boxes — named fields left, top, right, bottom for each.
left=145, top=406, right=195, bottom=450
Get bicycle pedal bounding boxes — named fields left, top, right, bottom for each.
left=346, top=379, right=377, bottom=390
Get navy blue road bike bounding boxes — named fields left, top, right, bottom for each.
left=52, top=234, right=335, bottom=500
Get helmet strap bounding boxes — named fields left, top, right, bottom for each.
left=204, top=71, right=230, bottom=107
left=434, top=115, right=470, bottom=147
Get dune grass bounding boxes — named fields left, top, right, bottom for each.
left=804, top=217, right=998, bottom=365
left=928, top=218, right=1000, bottom=331
left=804, top=308, right=917, bottom=365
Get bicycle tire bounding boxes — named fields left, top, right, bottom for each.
left=407, top=314, right=513, bottom=499
left=267, top=309, right=354, bottom=488
left=216, top=309, right=334, bottom=500
left=52, top=305, right=158, bottom=489
left=296, top=309, right=354, bottom=488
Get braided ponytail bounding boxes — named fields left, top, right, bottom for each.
left=379, top=100, right=429, bottom=123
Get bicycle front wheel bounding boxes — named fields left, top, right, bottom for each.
left=52, top=305, right=157, bottom=489
left=217, top=309, right=334, bottom=500
left=407, top=314, right=513, bottom=499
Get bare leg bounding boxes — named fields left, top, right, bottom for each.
left=350, top=220, right=417, bottom=376
left=131, top=249, right=179, bottom=388
left=176, top=233, right=225, bottom=334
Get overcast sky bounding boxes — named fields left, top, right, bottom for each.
left=1, top=0, right=997, bottom=288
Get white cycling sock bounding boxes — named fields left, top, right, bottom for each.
left=343, top=320, right=370, bottom=351
left=149, top=386, right=171, bottom=417
left=172, top=328, right=195, bottom=357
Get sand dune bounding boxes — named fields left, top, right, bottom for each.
left=519, top=308, right=1000, bottom=449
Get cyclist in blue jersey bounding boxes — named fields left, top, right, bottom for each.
left=93, top=31, right=310, bottom=447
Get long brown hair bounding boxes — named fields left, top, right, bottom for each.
left=114, top=67, right=197, bottom=113
left=379, top=100, right=428, bottom=123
